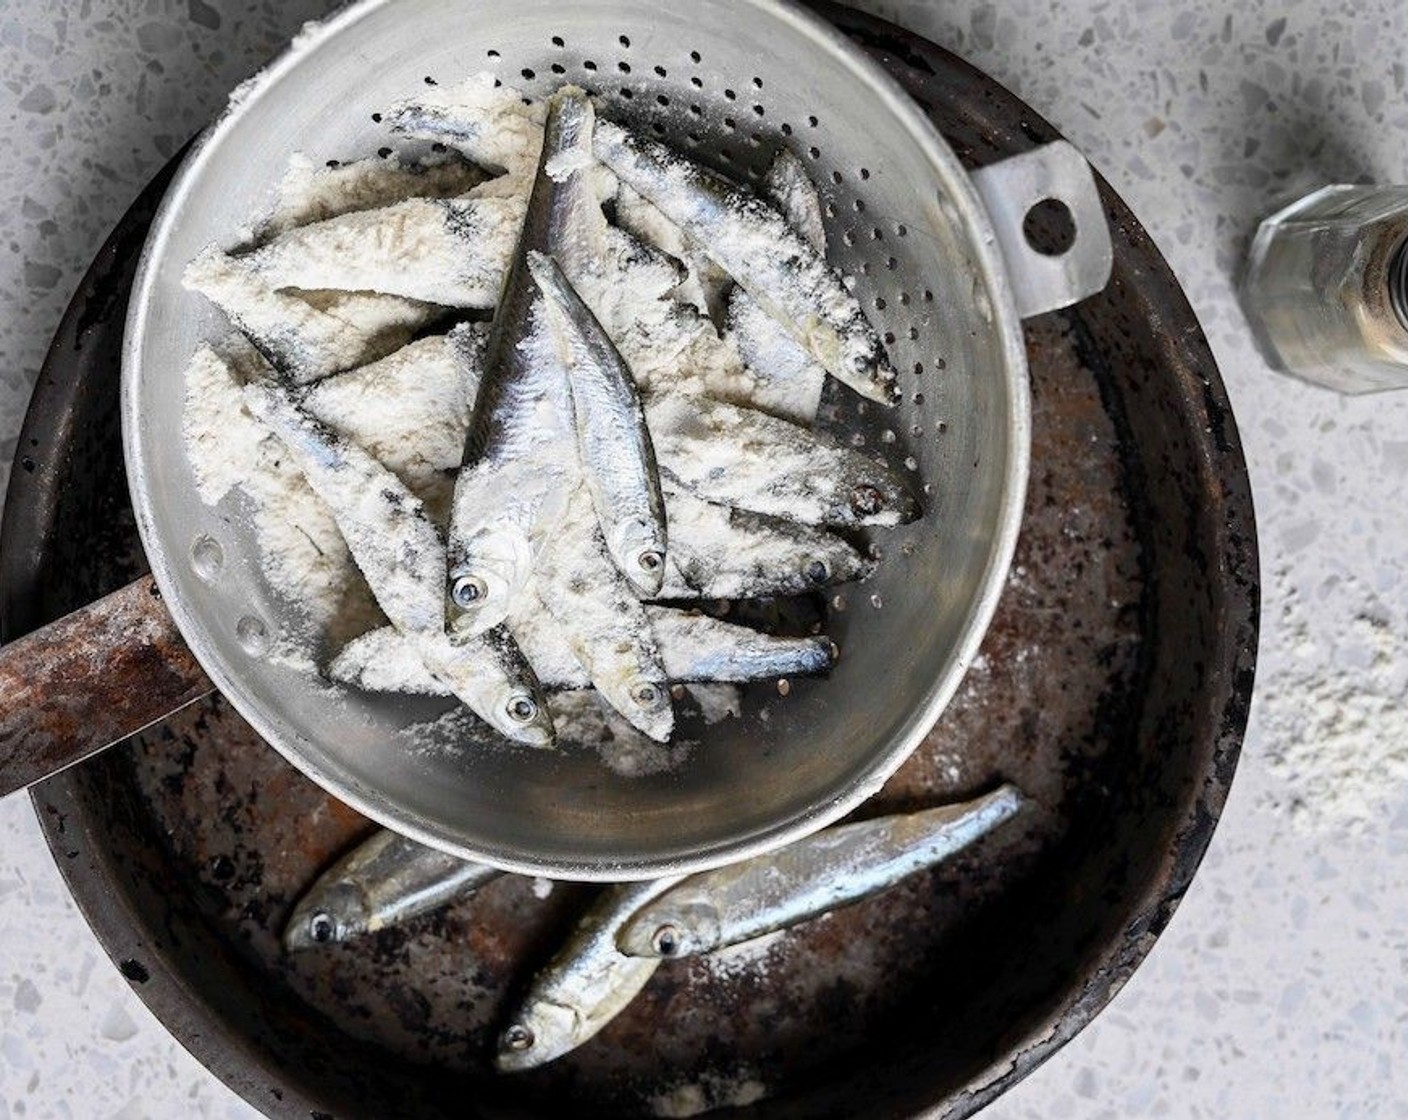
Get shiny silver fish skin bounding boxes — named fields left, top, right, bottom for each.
left=725, top=149, right=831, bottom=426
left=616, top=785, right=1027, bottom=959
left=283, top=830, right=502, bottom=952
left=527, top=250, right=668, bottom=597
left=647, top=392, right=919, bottom=529
left=423, top=625, right=557, bottom=749
left=331, top=608, right=833, bottom=694
left=534, top=487, right=674, bottom=741
left=184, top=249, right=438, bottom=385
left=495, top=876, right=684, bottom=1073
left=243, top=381, right=446, bottom=637
left=593, top=119, right=897, bottom=405
left=242, top=382, right=553, bottom=747
left=237, top=194, right=525, bottom=308
left=446, top=88, right=600, bottom=638
left=661, top=487, right=875, bottom=600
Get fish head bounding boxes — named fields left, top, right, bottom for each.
left=617, top=897, right=722, bottom=959
left=489, top=682, right=557, bottom=749
left=619, top=674, right=675, bottom=742
left=447, top=527, right=534, bottom=637
left=494, top=999, right=581, bottom=1073
left=282, top=883, right=369, bottom=952
left=611, top=517, right=668, bottom=598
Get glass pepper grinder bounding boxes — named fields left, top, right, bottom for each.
left=1241, top=184, right=1408, bottom=393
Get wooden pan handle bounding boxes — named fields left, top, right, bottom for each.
left=0, top=576, right=213, bottom=798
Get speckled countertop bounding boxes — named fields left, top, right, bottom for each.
left=3, top=1, right=1407, bottom=1117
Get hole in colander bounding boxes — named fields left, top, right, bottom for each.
left=781, top=122, right=793, bottom=135
left=753, top=76, right=764, bottom=89
left=618, top=61, right=632, bottom=73
left=551, top=35, right=564, bottom=47
left=691, top=75, right=703, bottom=88
left=584, top=59, right=598, bottom=71
left=521, top=67, right=535, bottom=80
left=487, top=48, right=500, bottom=57
left=690, top=49, right=702, bottom=62
left=619, top=34, right=631, bottom=47
left=654, top=65, right=667, bottom=77
left=550, top=63, right=565, bottom=74
left=724, top=88, right=737, bottom=100
left=1023, top=198, right=1078, bottom=256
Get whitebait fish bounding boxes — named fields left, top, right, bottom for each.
left=331, top=607, right=833, bottom=694
left=617, top=785, right=1028, bottom=959
left=529, top=250, right=668, bottom=597
left=661, top=487, right=874, bottom=600
left=388, top=72, right=549, bottom=178
left=302, top=323, right=484, bottom=509
left=261, top=151, right=487, bottom=237
left=244, top=382, right=553, bottom=747
left=593, top=119, right=897, bottom=404
left=534, top=488, right=674, bottom=742
left=283, top=830, right=502, bottom=951
left=648, top=393, right=919, bottom=529
left=184, top=249, right=437, bottom=384
left=495, top=876, right=684, bottom=1073
left=445, top=88, right=600, bottom=638
left=726, top=149, right=831, bottom=425
left=238, top=192, right=525, bottom=308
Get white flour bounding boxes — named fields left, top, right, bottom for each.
left=180, top=74, right=894, bottom=759
left=1260, top=569, right=1408, bottom=834
left=649, top=1072, right=769, bottom=1118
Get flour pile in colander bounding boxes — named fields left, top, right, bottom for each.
left=182, top=77, right=919, bottom=756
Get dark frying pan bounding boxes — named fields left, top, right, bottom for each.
left=0, top=5, right=1257, bottom=1118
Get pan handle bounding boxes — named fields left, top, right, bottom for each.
left=0, top=576, right=212, bottom=799
left=970, top=140, right=1115, bottom=318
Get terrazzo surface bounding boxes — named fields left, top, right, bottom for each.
left=2, top=0, right=1407, bottom=1116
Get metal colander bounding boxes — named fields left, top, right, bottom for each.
left=123, top=0, right=1112, bottom=879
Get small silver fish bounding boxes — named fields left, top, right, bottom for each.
left=261, top=151, right=487, bottom=237
left=616, top=785, right=1027, bottom=959
left=614, top=183, right=732, bottom=324
left=283, top=830, right=502, bottom=951
left=593, top=119, right=897, bottom=405
left=446, top=88, right=600, bottom=637
left=185, top=249, right=438, bottom=384
left=243, top=381, right=446, bottom=638
left=243, top=382, right=553, bottom=747
left=725, top=149, right=830, bottom=426
left=528, top=250, right=668, bottom=597
left=421, top=625, right=557, bottom=749
left=661, top=487, right=874, bottom=599
left=331, top=607, right=833, bottom=694
left=302, top=323, right=484, bottom=521
left=388, top=73, right=549, bottom=178
left=534, top=487, right=674, bottom=741
left=648, top=393, right=919, bottom=529
left=495, top=876, right=683, bottom=1073
left=238, top=193, right=525, bottom=308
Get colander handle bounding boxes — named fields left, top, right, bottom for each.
left=0, top=576, right=212, bottom=799
left=970, top=141, right=1115, bottom=318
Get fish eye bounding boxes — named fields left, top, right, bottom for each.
left=652, top=923, right=684, bottom=957
left=638, top=549, right=664, bottom=573
left=507, top=695, right=539, bottom=724
left=805, top=558, right=831, bottom=584
left=309, top=912, right=336, bottom=943
left=849, top=484, right=884, bottom=516
left=503, top=1023, right=535, bottom=1052
left=631, top=682, right=661, bottom=709
left=451, top=574, right=488, bottom=609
